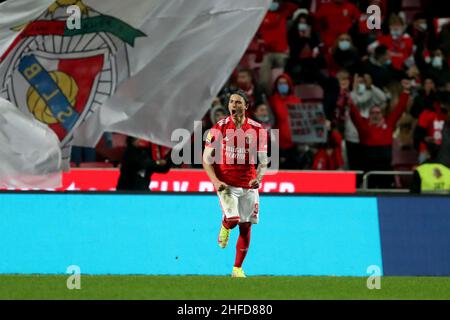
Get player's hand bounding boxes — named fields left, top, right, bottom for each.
left=249, top=179, right=260, bottom=189
left=214, top=180, right=228, bottom=192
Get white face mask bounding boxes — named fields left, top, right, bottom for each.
left=357, top=83, right=366, bottom=94
left=298, top=23, right=309, bottom=32
left=338, top=40, right=351, bottom=51
left=432, top=56, right=443, bottom=68
left=390, top=29, right=402, bottom=39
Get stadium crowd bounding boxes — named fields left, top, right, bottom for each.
left=71, top=0, right=450, bottom=188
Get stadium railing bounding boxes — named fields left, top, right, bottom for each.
left=359, top=171, right=414, bottom=193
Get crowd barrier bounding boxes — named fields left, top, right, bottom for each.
left=0, top=192, right=448, bottom=276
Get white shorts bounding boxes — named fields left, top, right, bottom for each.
left=217, top=186, right=259, bottom=224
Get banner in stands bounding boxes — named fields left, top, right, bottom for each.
left=288, top=102, right=328, bottom=143
left=48, top=169, right=356, bottom=193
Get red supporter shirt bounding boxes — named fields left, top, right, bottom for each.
left=269, top=93, right=301, bottom=150
left=205, top=116, right=268, bottom=188
left=417, top=108, right=447, bottom=152
left=315, top=1, right=361, bottom=48
left=258, top=2, right=298, bottom=53
left=350, top=92, right=409, bottom=146
left=376, top=34, right=413, bottom=70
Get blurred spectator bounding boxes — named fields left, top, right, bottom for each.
left=414, top=91, right=449, bottom=163
left=328, top=33, right=360, bottom=76
left=349, top=79, right=411, bottom=188
left=253, top=103, right=273, bottom=131
left=257, top=0, right=298, bottom=95
left=285, top=9, right=325, bottom=84
left=116, top=137, right=171, bottom=191
left=210, top=103, right=228, bottom=125
left=392, top=114, right=419, bottom=188
left=312, top=123, right=344, bottom=170
left=235, top=68, right=267, bottom=115
left=410, top=77, right=437, bottom=118
left=345, top=73, right=387, bottom=171
left=314, top=0, right=361, bottom=49
left=334, top=70, right=352, bottom=133
left=405, top=64, right=422, bottom=97
left=436, top=101, right=450, bottom=168
left=362, top=44, right=403, bottom=89
left=269, top=73, right=301, bottom=169
left=369, top=14, right=414, bottom=71
left=406, top=12, right=437, bottom=58
left=350, top=0, right=386, bottom=55
left=437, top=23, right=450, bottom=59
left=423, top=49, right=450, bottom=88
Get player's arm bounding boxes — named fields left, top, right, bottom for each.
left=203, top=146, right=227, bottom=191
left=249, top=151, right=269, bottom=189
left=249, top=128, right=269, bottom=189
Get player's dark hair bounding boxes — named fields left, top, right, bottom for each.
left=228, top=89, right=250, bottom=107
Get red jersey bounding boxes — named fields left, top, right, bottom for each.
left=205, top=116, right=268, bottom=188
left=350, top=92, right=409, bottom=146
left=258, top=2, right=298, bottom=53
left=417, top=108, right=447, bottom=152
left=315, top=1, right=361, bottom=48
left=376, top=33, right=414, bottom=70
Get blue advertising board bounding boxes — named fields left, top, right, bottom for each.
left=0, top=193, right=382, bottom=276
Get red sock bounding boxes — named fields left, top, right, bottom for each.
left=234, top=223, right=251, bottom=268
left=222, top=217, right=239, bottom=230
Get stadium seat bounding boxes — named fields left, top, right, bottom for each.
left=294, top=84, right=324, bottom=102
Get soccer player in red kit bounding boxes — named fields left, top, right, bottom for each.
left=203, top=90, right=268, bottom=278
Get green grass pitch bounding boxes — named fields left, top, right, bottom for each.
left=0, top=275, right=449, bottom=299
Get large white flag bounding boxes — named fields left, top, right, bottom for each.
left=0, top=0, right=270, bottom=187
left=0, top=97, right=62, bottom=188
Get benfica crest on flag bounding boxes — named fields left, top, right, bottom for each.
left=0, top=0, right=146, bottom=151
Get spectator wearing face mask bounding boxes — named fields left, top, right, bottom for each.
left=345, top=73, right=387, bottom=171
left=423, top=49, right=450, bottom=88
left=328, top=33, right=360, bottom=76
left=349, top=79, right=411, bottom=188
left=368, top=14, right=414, bottom=71
left=253, top=103, right=273, bottom=131
left=406, top=13, right=437, bottom=60
left=285, top=10, right=325, bottom=84
left=362, top=44, right=403, bottom=89
left=269, top=73, right=302, bottom=169
left=257, top=0, right=299, bottom=95
left=314, top=0, right=361, bottom=49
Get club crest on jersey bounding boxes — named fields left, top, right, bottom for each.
left=0, top=0, right=146, bottom=146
